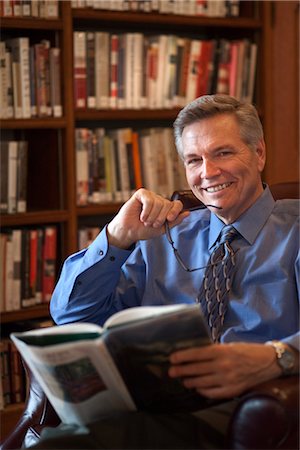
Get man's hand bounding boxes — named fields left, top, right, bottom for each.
left=168, top=342, right=283, bottom=399
left=107, top=188, right=189, bottom=249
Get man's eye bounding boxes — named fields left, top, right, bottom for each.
left=186, top=158, right=202, bottom=166
left=218, top=150, right=232, bottom=157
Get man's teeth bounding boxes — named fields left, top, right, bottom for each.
left=206, top=183, right=231, bottom=193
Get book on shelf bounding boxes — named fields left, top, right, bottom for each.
left=42, top=226, right=57, bottom=303
left=11, top=303, right=213, bottom=426
left=0, top=41, right=7, bottom=119
left=1, top=140, right=28, bottom=214
left=109, top=34, right=118, bottom=109
left=86, top=31, right=96, bottom=109
left=0, top=0, right=59, bottom=18
left=50, top=47, right=63, bottom=117
left=8, top=140, right=18, bottom=214
left=6, top=37, right=31, bottom=119
left=78, top=226, right=101, bottom=250
left=0, top=141, right=9, bottom=213
left=95, top=31, right=110, bottom=109
left=75, top=128, right=90, bottom=205
left=70, top=0, right=240, bottom=17
left=73, top=31, right=87, bottom=109
left=12, top=229, right=22, bottom=311
left=16, top=140, right=28, bottom=213
left=0, top=227, right=57, bottom=312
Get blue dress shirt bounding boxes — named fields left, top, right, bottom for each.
left=50, top=186, right=299, bottom=350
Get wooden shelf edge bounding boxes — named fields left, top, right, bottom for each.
left=75, top=108, right=181, bottom=121
left=1, top=17, right=63, bottom=29
left=72, top=9, right=262, bottom=29
left=77, top=203, right=122, bottom=216
left=1, top=210, right=69, bottom=227
left=0, top=117, right=67, bottom=129
left=1, top=303, right=50, bottom=324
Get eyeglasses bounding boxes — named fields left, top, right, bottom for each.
left=164, top=221, right=238, bottom=273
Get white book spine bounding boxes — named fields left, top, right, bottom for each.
left=8, top=141, right=18, bottom=214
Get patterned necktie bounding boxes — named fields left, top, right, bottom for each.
left=196, top=226, right=238, bottom=342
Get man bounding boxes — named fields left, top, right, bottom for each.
left=35, top=94, right=299, bottom=449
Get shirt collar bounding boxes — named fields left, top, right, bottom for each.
left=209, top=185, right=275, bottom=248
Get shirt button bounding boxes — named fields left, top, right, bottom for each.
left=109, top=256, right=115, bottom=261
left=99, top=250, right=104, bottom=255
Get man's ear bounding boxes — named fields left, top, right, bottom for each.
left=256, top=139, right=266, bottom=172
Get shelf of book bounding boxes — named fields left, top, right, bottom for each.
left=1, top=210, right=69, bottom=227
left=0, top=17, right=63, bottom=30
left=1, top=304, right=51, bottom=324
left=1, top=118, right=67, bottom=129
left=72, top=9, right=262, bottom=30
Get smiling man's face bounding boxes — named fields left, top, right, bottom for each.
left=182, top=114, right=266, bottom=224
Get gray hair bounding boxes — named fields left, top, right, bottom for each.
left=173, top=94, right=264, bottom=158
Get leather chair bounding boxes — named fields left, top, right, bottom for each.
left=1, top=182, right=299, bottom=450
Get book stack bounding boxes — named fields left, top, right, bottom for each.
left=71, top=0, right=240, bottom=17
left=75, top=126, right=188, bottom=205
left=0, top=0, right=59, bottom=18
left=73, top=32, right=257, bottom=110
left=1, top=140, right=28, bottom=215
left=0, top=38, right=62, bottom=119
left=0, top=226, right=57, bottom=312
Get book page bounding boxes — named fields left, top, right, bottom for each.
left=11, top=335, right=135, bottom=426
left=13, top=322, right=104, bottom=346
left=104, top=303, right=191, bottom=329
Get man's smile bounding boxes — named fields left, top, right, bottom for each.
left=202, top=182, right=232, bottom=193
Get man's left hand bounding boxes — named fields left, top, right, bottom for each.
left=168, top=342, right=282, bottom=399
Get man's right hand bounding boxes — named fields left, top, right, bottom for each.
left=107, top=188, right=190, bottom=249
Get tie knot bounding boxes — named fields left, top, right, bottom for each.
left=218, top=226, right=237, bottom=245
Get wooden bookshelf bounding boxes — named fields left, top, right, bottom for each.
left=0, top=0, right=298, bottom=443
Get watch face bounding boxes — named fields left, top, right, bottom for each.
left=280, top=351, right=295, bottom=371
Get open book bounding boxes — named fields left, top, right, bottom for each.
left=11, top=303, right=213, bottom=426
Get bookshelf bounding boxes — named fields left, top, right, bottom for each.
left=0, top=0, right=298, bottom=442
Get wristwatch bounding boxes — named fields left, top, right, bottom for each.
left=266, top=340, right=295, bottom=376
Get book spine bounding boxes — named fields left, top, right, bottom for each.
left=0, top=41, right=7, bottom=119
left=19, top=37, right=31, bottom=118
left=75, top=128, right=89, bottom=205
left=49, top=47, right=62, bottom=117
left=0, top=142, right=9, bottom=213
left=16, top=140, right=28, bottom=213
left=86, top=32, right=96, bottom=109
left=109, top=34, right=118, bottom=108
left=12, top=229, right=22, bottom=310
left=4, top=233, right=14, bottom=311
left=73, top=31, right=87, bottom=109
left=42, top=226, right=57, bottom=303
left=8, top=141, right=18, bottom=214
left=132, top=33, right=143, bottom=109
left=95, top=32, right=110, bottom=109
left=34, top=42, right=49, bottom=117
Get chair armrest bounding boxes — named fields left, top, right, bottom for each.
left=0, top=362, right=60, bottom=450
left=227, top=375, right=299, bottom=449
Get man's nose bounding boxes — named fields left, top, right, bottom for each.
left=200, top=159, right=221, bottom=178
